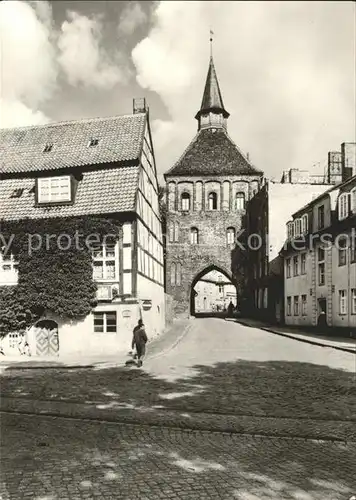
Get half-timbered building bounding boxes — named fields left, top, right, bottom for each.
left=0, top=99, right=165, bottom=356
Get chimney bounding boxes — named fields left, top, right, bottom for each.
left=327, top=151, right=342, bottom=184
left=133, top=98, right=147, bottom=114
left=341, top=142, right=356, bottom=181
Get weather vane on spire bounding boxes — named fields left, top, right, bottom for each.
left=209, top=28, right=214, bottom=57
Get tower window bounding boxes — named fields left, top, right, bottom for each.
left=43, top=144, right=53, bottom=153
left=235, top=192, right=245, bottom=211
left=190, top=227, right=199, bottom=244
left=226, top=227, right=235, bottom=245
left=208, top=192, right=218, bottom=210
left=88, top=138, right=99, bottom=147
left=181, top=192, right=190, bottom=211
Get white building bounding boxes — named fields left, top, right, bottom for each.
left=282, top=175, right=356, bottom=330
left=193, top=270, right=236, bottom=312
left=0, top=100, right=165, bottom=356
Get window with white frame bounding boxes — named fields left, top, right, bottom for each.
left=93, top=311, right=117, bottom=333
left=286, top=258, right=291, bottom=278
left=92, top=240, right=118, bottom=281
left=294, top=218, right=301, bottom=237
left=338, top=193, right=349, bottom=220
left=339, top=290, right=347, bottom=315
left=351, top=188, right=356, bottom=213
left=0, top=252, right=18, bottom=273
left=293, top=255, right=299, bottom=276
left=235, top=192, right=245, bottom=211
left=293, top=296, right=299, bottom=315
left=301, top=253, right=306, bottom=274
left=301, top=214, right=308, bottom=234
left=301, top=295, right=307, bottom=316
left=181, top=192, right=190, bottom=211
left=38, top=176, right=71, bottom=203
left=351, top=289, right=356, bottom=314
left=318, top=247, right=325, bottom=286
left=226, top=227, right=235, bottom=245
left=338, top=237, right=347, bottom=267
left=0, top=251, right=19, bottom=284
left=287, top=222, right=294, bottom=240
left=286, top=296, right=291, bottom=316
left=190, top=227, right=199, bottom=244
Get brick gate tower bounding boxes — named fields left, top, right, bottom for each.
left=164, top=54, right=263, bottom=317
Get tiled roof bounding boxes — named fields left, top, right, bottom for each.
left=0, top=113, right=146, bottom=174
left=165, top=128, right=263, bottom=177
left=0, top=166, right=139, bottom=221
left=196, top=56, right=229, bottom=119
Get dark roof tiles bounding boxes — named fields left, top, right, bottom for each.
left=196, top=56, right=229, bottom=119
left=0, top=166, right=138, bottom=220
left=0, top=113, right=146, bottom=174
left=165, top=128, right=262, bottom=177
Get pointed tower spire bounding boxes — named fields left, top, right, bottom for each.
left=195, top=36, right=230, bottom=131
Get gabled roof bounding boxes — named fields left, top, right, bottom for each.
left=0, top=113, right=146, bottom=175
left=292, top=174, right=356, bottom=218
left=195, top=56, right=229, bottom=120
left=0, top=166, right=138, bottom=221
left=164, top=128, right=263, bottom=177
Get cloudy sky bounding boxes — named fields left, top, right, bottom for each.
left=0, top=1, right=355, bottom=181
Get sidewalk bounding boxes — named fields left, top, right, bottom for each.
left=235, top=318, right=356, bottom=354
left=0, top=318, right=192, bottom=372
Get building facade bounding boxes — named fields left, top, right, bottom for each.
left=193, top=270, right=237, bottom=313
left=243, top=178, right=334, bottom=323
left=243, top=142, right=356, bottom=324
left=0, top=100, right=165, bottom=356
left=282, top=175, right=356, bottom=330
left=164, top=55, right=263, bottom=317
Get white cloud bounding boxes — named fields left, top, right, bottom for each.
left=118, top=2, right=147, bottom=35
left=132, top=1, right=356, bottom=179
left=0, top=1, right=133, bottom=129
left=0, top=0, right=56, bottom=127
left=0, top=98, right=51, bottom=129
left=58, top=11, right=129, bottom=89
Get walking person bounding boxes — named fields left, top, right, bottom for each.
left=227, top=300, right=234, bottom=317
left=131, top=319, right=148, bottom=367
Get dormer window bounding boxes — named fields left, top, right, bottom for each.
left=43, top=144, right=53, bottom=153
left=37, top=176, right=71, bottom=204
left=287, top=221, right=294, bottom=240
left=338, top=193, right=349, bottom=220
left=301, top=214, right=308, bottom=234
left=10, top=188, right=24, bottom=198
left=88, top=138, right=99, bottom=147
left=294, top=218, right=301, bottom=237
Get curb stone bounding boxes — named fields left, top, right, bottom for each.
left=236, top=320, right=356, bottom=355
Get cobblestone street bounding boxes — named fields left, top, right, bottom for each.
left=1, top=319, right=356, bottom=498
left=1, top=413, right=356, bottom=500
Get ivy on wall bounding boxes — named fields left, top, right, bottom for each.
left=0, top=216, right=121, bottom=338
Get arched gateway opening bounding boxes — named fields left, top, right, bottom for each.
left=190, top=265, right=238, bottom=317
